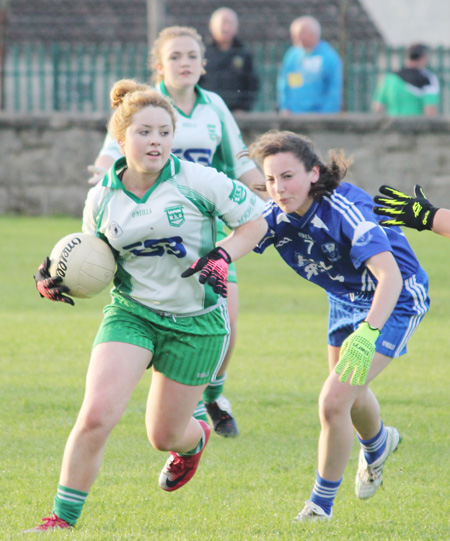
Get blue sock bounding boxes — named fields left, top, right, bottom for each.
left=310, top=472, right=342, bottom=516
left=358, top=421, right=387, bottom=464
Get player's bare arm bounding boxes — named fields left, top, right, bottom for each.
left=218, top=216, right=268, bottom=262
left=364, top=251, right=403, bottom=331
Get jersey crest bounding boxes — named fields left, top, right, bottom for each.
left=321, top=242, right=341, bottom=262
left=165, top=205, right=185, bottom=227
left=229, top=181, right=247, bottom=204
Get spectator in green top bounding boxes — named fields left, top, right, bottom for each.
left=372, top=44, right=440, bottom=117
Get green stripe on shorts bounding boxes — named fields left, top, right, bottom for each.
left=93, top=294, right=230, bottom=386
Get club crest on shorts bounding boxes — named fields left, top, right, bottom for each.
left=165, top=205, right=185, bottom=227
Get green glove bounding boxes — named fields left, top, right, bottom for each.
left=335, top=322, right=380, bottom=385
left=373, top=185, right=438, bottom=231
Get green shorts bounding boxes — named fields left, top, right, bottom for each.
left=216, top=221, right=237, bottom=284
left=93, top=295, right=230, bottom=386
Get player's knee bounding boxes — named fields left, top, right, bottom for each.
left=318, top=389, right=347, bottom=425
left=76, top=405, right=116, bottom=436
left=76, top=394, right=123, bottom=433
left=147, top=425, right=179, bottom=451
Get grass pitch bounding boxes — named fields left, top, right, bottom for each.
left=1, top=215, right=449, bottom=540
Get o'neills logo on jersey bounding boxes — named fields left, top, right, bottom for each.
left=229, top=182, right=247, bottom=204
left=165, top=205, right=185, bottom=227
left=132, top=209, right=152, bottom=218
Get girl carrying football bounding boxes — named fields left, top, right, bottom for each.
left=248, top=130, right=429, bottom=522
left=28, top=79, right=267, bottom=532
left=87, top=26, right=267, bottom=438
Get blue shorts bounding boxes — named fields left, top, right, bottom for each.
left=327, top=269, right=430, bottom=358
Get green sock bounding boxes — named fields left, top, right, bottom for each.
left=53, top=484, right=88, bottom=526
left=179, top=423, right=206, bottom=457
left=193, top=399, right=208, bottom=422
left=203, top=373, right=226, bottom=404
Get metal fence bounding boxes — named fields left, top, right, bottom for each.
left=3, top=43, right=150, bottom=113
left=2, top=42, right=450, bottom=114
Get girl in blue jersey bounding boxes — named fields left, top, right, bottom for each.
left=28, top=80, right=267, bottom=532
left=248, top=131, right=429, bottom=522
left=88, top=26, right=266, bottom=437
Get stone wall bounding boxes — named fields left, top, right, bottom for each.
left=239, top=113, right=450, bottom=206
left=1, top=112, right=450, bottom=217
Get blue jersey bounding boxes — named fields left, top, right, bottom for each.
left=255, top=182, right=423, bottom=301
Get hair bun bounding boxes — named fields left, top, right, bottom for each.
left=110, top=79, right=149, bottom=109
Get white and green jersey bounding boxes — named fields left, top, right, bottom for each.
left=82, top=155, right=264, bottom=315
left=99, top=82, right=255, bottom=179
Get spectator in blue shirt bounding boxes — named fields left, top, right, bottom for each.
left=278, top=16, right=342, bottom=114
